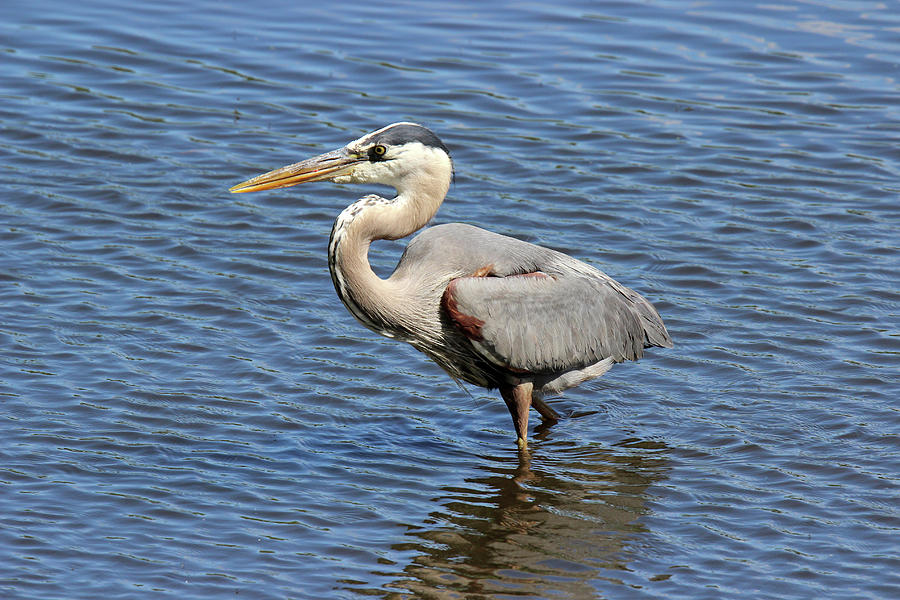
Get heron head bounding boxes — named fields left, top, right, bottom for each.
left=230, top=122, right=452, bottom=194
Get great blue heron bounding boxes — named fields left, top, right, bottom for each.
left=231, top=122, right=672, bottom=447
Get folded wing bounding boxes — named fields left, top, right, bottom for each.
left=442, top=272, right=665, bottom=375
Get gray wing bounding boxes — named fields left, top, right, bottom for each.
left=443, top=270, right=669, bottom=375
left=399, top=223, right=671, bottom=374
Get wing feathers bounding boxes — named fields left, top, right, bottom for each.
left=443, top=272, right=651, bottom=374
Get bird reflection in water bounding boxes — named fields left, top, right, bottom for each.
left=359, top=438, right=670, bottom=598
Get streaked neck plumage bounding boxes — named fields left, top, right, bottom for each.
left=327, top=148, right=452, bottom=339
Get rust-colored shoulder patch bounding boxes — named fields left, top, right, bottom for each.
left=472, top=264, right=495, bottom=277
left=441, top=279, right=485, bottom=341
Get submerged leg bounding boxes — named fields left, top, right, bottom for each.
left=531, top=395, right=560, bottom=423
left=499, top=382, right=533, bottom=449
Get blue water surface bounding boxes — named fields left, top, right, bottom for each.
left=1, top=1, right=898, bottom=598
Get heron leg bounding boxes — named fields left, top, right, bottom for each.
left=531, top=396, right=560, bottom=423
left=500, top=382, right=533, bottom=448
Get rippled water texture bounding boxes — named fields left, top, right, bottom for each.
left=2, top=1, right=898, bottom=598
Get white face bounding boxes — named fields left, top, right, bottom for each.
left=332, top=141, right=452, bottom=194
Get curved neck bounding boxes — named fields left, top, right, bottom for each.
left=327, top=164, right=451, bottom=338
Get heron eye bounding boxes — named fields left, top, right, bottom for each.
left=369, top=145, right=387, bottom=161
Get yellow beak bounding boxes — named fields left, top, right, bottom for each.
left=229, top=148, right=363, bottom=193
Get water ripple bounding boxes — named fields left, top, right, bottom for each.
left=2, top=0, right=899, bottom=599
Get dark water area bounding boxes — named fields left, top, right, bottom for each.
left=1, top=1, right=898, bottom=598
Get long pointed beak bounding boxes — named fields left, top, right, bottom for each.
left=229, top=148, right=362, bottom=193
